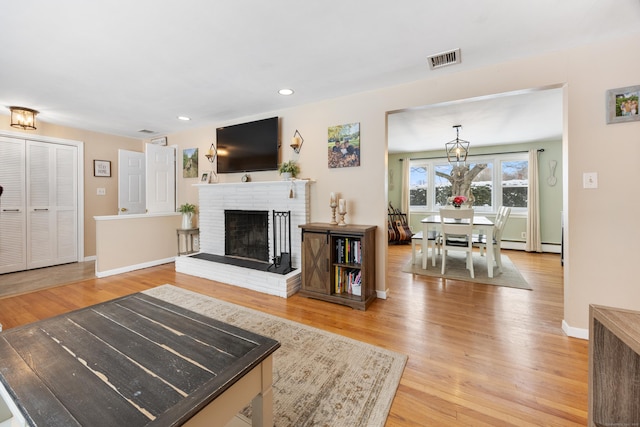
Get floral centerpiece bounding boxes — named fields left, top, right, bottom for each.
left=452, top=195, right=467, bottom=208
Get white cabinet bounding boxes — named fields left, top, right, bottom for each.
left=0, top=137, right=78, bottom=274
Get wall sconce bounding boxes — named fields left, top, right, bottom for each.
left=9, top=106, right=39, bottom=130
left=290, top=130, right=304, bottom=153
left=205, top=143, right=218, bottom=183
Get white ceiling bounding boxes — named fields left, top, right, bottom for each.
left=1, top=1, right=639, bottom=144
left=387, top=87, right=564, bottom=154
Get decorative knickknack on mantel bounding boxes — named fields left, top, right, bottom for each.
left=178, top=203, right=197, bottom=229
left=278, top=160, right=300, bottom=181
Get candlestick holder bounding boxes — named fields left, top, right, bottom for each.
left=338, top=209, right=347, bottom=226
left=330, top=202, right=338, bottom=225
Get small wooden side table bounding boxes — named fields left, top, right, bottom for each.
left=177, top=228, right=199, bottom=255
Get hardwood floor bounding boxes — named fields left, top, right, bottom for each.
left=0, top=246, right=587, bottom=426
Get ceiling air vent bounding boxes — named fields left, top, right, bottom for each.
left=427, top=48, right=461, bottom=70
left=138, top=129, right=155, bottom=134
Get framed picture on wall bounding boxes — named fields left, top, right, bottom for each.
left=182, top=148, right=198, bottom=178
left=93, top=160, right=111, bottom=177
left=327, top=122, right=361, bottom=168
left=606, top=85, right=640, bottom=124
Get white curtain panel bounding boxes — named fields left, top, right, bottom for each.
left=525, top=149, right=542, bottom=252
left=401, top=158, right=410, bottom=214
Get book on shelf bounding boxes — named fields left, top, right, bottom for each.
left=335, top=237, right=362, bottom=265
left=334, top=266, right=362, bottom=296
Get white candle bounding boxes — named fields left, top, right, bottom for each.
left=207, top=148, right=214, bottom=157
left=338, top=199, right=346, bottom=213
left=330, top=192, right=336, bottom=205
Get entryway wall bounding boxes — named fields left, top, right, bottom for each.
left=0, top=132, right=84, bottom=274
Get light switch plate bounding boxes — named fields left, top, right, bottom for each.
left=583, top=172, right=598, bottom=189
left=97, top=188, right=106, bottom=195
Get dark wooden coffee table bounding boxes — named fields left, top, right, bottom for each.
left=0, top=292, right=280, bottom=426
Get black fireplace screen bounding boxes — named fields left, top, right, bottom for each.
left=224, top=210, right=269, bottom=262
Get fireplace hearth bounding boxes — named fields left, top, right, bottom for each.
left=175, top=180, right=312, bottom=298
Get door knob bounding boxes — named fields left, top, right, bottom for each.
left=120, top=207, right=127, bottom=212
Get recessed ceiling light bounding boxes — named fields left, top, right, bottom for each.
left=177, top=116, right=191, bottom=121
left=278, top=88, right=294, bottom=96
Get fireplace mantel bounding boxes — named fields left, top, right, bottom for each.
left=176, top=180, right=313, bottom=297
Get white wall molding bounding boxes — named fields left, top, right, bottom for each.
left=562, top=320, right=589, bottom=340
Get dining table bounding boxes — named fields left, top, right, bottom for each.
left=421, top=214, right=496, bottom=278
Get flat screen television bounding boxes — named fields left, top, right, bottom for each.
left=216, top=117, right=279, bottom=173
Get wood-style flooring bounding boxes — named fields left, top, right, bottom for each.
left=0, top=246, right=587, bottom=426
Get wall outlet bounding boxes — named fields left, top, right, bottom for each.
left=193, top=237, right=199, bottom=249
left=521, top=232, right=526, bottom=239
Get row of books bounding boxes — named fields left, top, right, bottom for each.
left=334, top=266, right=362, bottom=296
left=335, top=237, right=362, bottom=264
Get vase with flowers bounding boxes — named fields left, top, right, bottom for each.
left=178, top=203, right=197, bottom=229
left=452, top=195, right=467, bottom=208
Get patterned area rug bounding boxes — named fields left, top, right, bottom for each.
left=402, top=252, right=532, bottom=290
left=144, top=285, right=407, bottom=427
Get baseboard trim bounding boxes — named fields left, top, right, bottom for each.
left=501, top=241, right=561, bottom=254
left=376, top=288, right=389, bottom=299
left=96, top=257, right=175, bottom=278
left=562, top=320, right=589, bottom=340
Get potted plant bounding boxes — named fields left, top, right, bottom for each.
left=278, top=160, right=300, bottom=180
left=178, top=203, right=197, bottom=229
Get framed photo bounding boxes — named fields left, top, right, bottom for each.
left=327, top=122, right=361, bottom=168
left=201, top=172, right=209, bottom=182
left=606, top=85, right=640, bottom=124
left=93, top=160, right=111, bottom=177
left=150, top=136, right=168, bottom=146
left=182, top=148, right=198, bottom=178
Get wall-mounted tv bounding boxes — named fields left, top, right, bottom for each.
left=216, top=117, right=279, bottom=174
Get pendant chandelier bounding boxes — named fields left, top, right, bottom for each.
left=445, top=125, right=469, bottom=165
left=9, top=106, right=39, bottom=130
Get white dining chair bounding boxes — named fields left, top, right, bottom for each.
left=412, top=230, right=439, bottom=267
left=474, top=206, right=511, bottom=271
left=440, top=208, right=475, bottom=278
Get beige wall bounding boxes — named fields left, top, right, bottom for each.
left=3, top=31, right=638, bottom=331
left=0, top=119, right=143, bottom=257
left=168, top=32, right=640, bottom=330
left=95, top=214, right=181, bottom=274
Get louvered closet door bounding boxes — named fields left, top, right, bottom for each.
left=26, top=141, right=77, bottom=269
left=0, top=136, right=27, bottom=273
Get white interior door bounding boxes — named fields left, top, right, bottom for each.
left=0, top=136, right=26, bottom=273
left=118, top=149, right=146, bottom=215
left=26, top=141, right=77, bottom=270
left=145, top=143, right=176, bottom=213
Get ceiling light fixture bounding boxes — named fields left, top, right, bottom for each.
left=278, top=88, right=294, bottom=96
left=445, top=125, right=469, bottom=166
left=9, top=106, right=39, bottom=130
left=177, top=116, right=191, bottom=121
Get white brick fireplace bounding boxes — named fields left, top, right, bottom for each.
left=175, top=180, right=311, bottom=297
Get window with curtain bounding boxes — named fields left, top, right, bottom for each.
left=408, top=153, right=528, bottom=213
